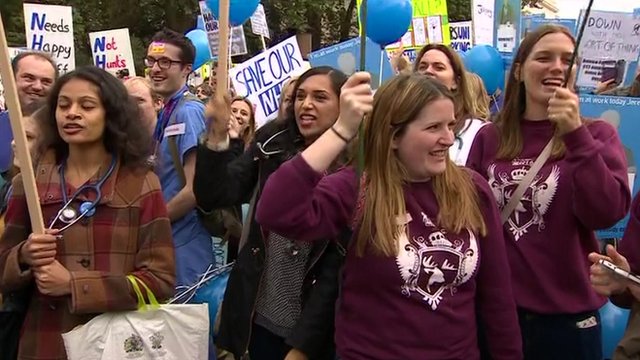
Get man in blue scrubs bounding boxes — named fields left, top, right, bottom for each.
left=145, top=29, right=214, bottom=288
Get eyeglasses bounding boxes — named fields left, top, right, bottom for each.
left=144, top=57, right=183, bottom=70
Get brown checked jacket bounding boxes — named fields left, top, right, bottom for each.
left=0, top=150, right=175, bottom=360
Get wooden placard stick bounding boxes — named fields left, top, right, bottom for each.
left=356, top=0, right=368, bottom=176
left=216, top=0, right=230, bottom=97
left=359, top=0, right=367, bottom=72
left=0, top=12, right=45, bottom=234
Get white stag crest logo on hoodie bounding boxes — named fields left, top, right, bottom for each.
left=396, top=212, right=479, bottom=310
left=487, top=163, right=560, bottom=240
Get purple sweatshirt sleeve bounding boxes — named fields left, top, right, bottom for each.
left=256, top=155, right=358, bottom=241
left=563, top=122, right=631, bottom=229
left=619, top=194, right=640, bottom=273
left=611, top=194, right=640, bottom=308
left=465, top=124, right=497, bottom=177
left=471, top=171, right=523, bottom=359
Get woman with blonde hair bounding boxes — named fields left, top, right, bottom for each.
left=228, top=96, right=256, bottom=148
left=467, top=25, right=630, bottom=359
left=466, top=72, right=491, bottom=121
left=255, top=73, right=522, bottom=359
left=414, top=44, right=487, bottom=165
left=124, top=76, right=163, bottom=135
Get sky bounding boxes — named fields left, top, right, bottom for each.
left=556, top=0, right=639, bottom=19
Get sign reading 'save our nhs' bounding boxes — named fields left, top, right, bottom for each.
left=230, top=36, right=307, bottom=127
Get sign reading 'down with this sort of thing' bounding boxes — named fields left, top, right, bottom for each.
left=578, top=10, right=640, bottom=62
left=230, top=36, right=307, bottom=127
left=23, top=3, right=75, bottom=73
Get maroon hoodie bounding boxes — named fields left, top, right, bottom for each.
left=467, top=119, right=631, bottom=314
left=256, top=155, right=522, bottom=360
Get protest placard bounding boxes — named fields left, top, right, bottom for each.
left=89, top=28, right=136, bottom=76
left=23, top=3, right=75, bottom=73
left=493, top=0, right=521, bottom=61
left=250, top=4, right=270, bottom=39
left=199, top=1, right=247, bottom=57
left=472, top=0, right=494, bottom=46
left=309, top=37, right=394, bottom=89
left=230, top=36, right=307, bottom=127
left=578, top=10, right=640, bottom=62
left=449, top=21, right=473, bottom=52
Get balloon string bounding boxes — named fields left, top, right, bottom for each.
left=563, top=0, right=595, bottom=88
left=357, top=0, right=367, bottom=180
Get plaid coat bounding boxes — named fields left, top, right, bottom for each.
left=0, top=151, right=176, bottom=360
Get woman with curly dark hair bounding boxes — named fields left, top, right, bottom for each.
left=35, top=67, right=153, bottom=167
left=0, top=66, right=176, bottom=360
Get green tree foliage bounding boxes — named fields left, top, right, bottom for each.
left=447, top=0, right=472, bottom=22
left=0, top=0, right=358, bottom=72
left=0, top=0, right=541, bottom=73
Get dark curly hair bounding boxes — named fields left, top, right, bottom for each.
left=35, top=66, right=152, bottom=168
left=281, top=66, right=348, bottom=146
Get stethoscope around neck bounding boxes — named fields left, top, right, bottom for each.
left=48, top=156, right=117, bottom=232
left=256, top=129, right=288, bottom=157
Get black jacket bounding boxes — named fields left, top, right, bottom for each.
left=193, top=121, right=343, bottom=360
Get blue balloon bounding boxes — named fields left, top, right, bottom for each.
left=185, top=29, right=211, bottom=69
left=361, top=0, right=413, bottom=46
left=206, top=0, right=260, bottom=27
left=196, top=15, right=205, bottom=31
left=463, top=45, right=505, bottom=95
left=600, top=301, right=630, bottom=359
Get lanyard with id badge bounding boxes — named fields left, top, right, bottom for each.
left=149, top=86, right=189, bottom=167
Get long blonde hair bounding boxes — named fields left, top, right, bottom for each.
left=231, top=96, right=256, bottom=146
left=466, top=72, right=491, bottom=121
left=124, top=76, right=162, bottom=103
left=355, top=74, right=487, bottom=257
left=497, top=25, right=576, bottom=159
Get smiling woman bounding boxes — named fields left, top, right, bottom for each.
left=467, top=25, right=631, bottom=360
left=194, top=66, right=349, bottom=360
left=413, top=44, right=487, bottom=165
left=0, top=66, right=176, bottom=360
left=229, top=96, right=256, bottom=147
left=254, top=73, right=522, bottom=359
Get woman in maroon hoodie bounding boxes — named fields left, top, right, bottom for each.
left=256, top=72, right=522, bottom=359
left=466, top=25, right=631, bottom=359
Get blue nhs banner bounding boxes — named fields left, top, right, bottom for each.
left=579, top=94, right=640, bottom=238
left=308, top=37, right=394, bottom=89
